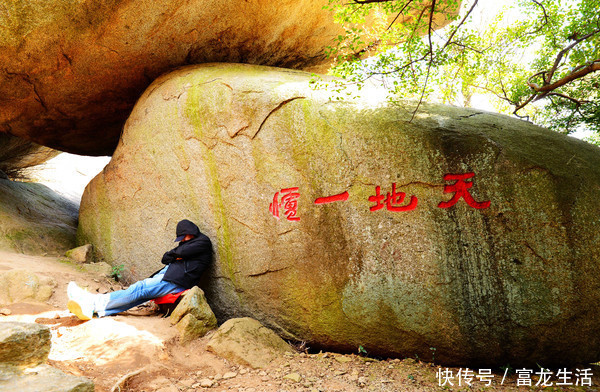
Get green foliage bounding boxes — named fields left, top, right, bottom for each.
left=500, top=363, right=515, bottom=375
left=358, top=345, right=368, bottom=356
left=110, top=264, right=125, bottom=282
left=325, top=0, right=600, bottom=134
left=584, top=130, right=600, bottom=146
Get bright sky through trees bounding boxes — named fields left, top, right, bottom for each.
left=323, top=0, right=600, bottom=141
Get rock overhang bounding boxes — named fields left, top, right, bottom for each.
left=0, top=0, right=460, bottom=157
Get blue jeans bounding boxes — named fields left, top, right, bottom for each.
left=95, top=266, right=185, bottom=317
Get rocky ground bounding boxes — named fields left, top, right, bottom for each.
left=1, top=250, right=599, bottom=392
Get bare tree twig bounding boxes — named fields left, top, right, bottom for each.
left=442, top=0, right=479, bottom=51
left=410, top=0, right=436, bottom=122
left=386, top=1, right=414, bottom=31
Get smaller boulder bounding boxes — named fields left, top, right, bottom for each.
left=0, top=270, right=56, bottom=305
left=0, top=364, right=94, bottom=392
left=81, top=262, right=112, bottom=277
left=0, top=322, right=51, bottom=367
left=64, top=244, right=93, bottom=263
left=207, top=317, right=294, bottom=369
left=170, top=286, right=217, bottom=327
left=176, top=314, right=213, bottom=344
left=169, top=286, right=217, bottom=343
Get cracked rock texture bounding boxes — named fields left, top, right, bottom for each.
left=78, top=63, right=600, bottom=367
left=0, top=0, right=457, bottom=157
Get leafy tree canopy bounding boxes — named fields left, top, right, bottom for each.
left=323, top=0, right=600, bottom=137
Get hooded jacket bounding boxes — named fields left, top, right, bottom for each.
left=158, top=219, right=212, bottom=289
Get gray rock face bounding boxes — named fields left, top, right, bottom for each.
left=78, top=63, right=600, bottom=366
left=0, top=179, right=77, bottom=255
left=0, top=322, right=50, bottom=367
left=0, top=134, right=58, bottom=180
left=207, top=318, right=294, bottom=368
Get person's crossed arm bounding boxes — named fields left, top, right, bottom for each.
left=161, top=236, right=209, bottom=265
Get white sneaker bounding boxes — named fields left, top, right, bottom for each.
left=67, top=282, right=95, bottom=320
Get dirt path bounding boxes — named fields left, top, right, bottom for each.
left=1, top=251, right=599, bottom=392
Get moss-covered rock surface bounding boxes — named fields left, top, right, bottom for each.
left=79, top=63, right=600, bottom=367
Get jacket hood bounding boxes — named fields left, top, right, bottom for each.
left=175, top=219, right=201, bottom=239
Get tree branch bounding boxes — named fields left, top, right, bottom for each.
left=351, top=0, right=393, bottom=4
left=446, top=41, right=484, bottom=54
left=534, top=60, right=600, bottom=93
left=410, top=0, right=436, bottom=122
left=545, top=92, right=589, bottom=106
left=514, top=93, right=537, bottom=115
left=545, top=29, right=600, bottom=83
left=427, top=0, right=436, bottom=60
left=442, top=0, right=479, bottom=51
left=386, top=1, right=414, bottom=31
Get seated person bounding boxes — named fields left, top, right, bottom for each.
left=67, top=219, right=212, bottom=320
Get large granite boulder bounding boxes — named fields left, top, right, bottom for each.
left=0, top=178, right=77, bottom=255
left=0, top=0, right=458, bottom=156
left=78, top=63, right=600, bottom=367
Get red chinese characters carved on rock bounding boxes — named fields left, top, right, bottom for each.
left=368, top=183, right=418, bottom=212
left=269, top=188, right=301, bottom=221
left=438, top=172, right=490, bottom=209
left=269, top=172, right=490, bottom=221
left=314, top=191, right=349, bottom=205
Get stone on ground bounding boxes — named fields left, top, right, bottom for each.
left=78, top=63, right=600, bottom=367
left=176, top=313, right=213, bottom=344
left=170, top=286, right=217, bottom=343
left=80, top=262, right=112, bottom=277
left=0, top=322, right=50, bottom=367
left=170, top=286, right=217, bottom=326
left=64, top=244, right=93, bottom=263
left=207, top=317, right=294, bottom=369
left=0, top=364, right=94, bottom=392
left=283, top=372, right=302, bottom=383
left=0, top=270, right=56, bottom=305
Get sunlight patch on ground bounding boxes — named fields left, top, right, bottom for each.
left=3, top=309, right=166, bottom=366
left=49, top=317, right=164, bottom=365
